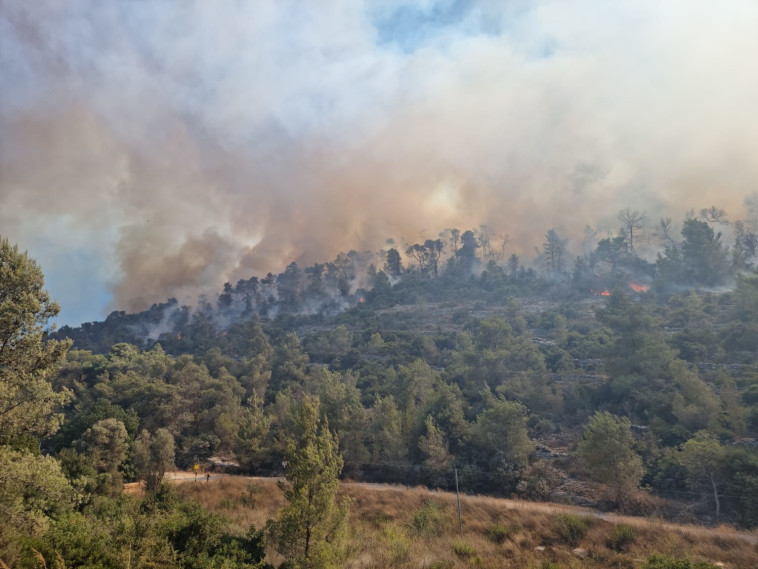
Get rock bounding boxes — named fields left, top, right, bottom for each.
left=572, top=548, right=588, bottom=559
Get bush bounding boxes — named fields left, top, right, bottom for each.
left=607, top=524, right=637, bottom=552
left=485, top=523, right=512, bottom=544
left=238, top=483, right=260, bottom=507
left=643, top=555, right=719, bottom=569
left=411, top=500, right=448, bottom=537
left=452, top=541, right=476, bottom=559
left=381, top=523, right=411, bottom=563
left=553, top=513, right=589, bottom=546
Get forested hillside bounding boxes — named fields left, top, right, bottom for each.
left=51, top=209, right=758, bottom=520
left=2, top=207, right=758, bottom=567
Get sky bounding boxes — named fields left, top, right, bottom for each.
left=2, top=0, right=758, bottom=326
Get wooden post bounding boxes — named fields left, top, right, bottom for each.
left=455, top=468, right=463, bottom=539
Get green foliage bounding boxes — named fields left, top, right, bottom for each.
left=133, top=428, right=175, bottom=493
left=12, top=215, right=756, bottom=532
left=22, top=491, right=270, bottom=569
left=484, top=523, right=512, bottom=544
left=239, top=483, right=261, bottom=508
left=418, top=416, right=453, bottom=476
left=669, top=361, right=720, bottom=432
left=80, top=418, right=129, bottom=496
left=472, top=394, right=532, bottom=490
left=411, top=500, right=449, bottom=537
left=267, top=397, right=350, bottom=569
left=553, top=513, right=589, bottom=546
left=368, top=395, right=406, bottom=465
left=451, top=541, right=477, bottom=558
left=606, top=524, right=637, bottom=552
left=0, top=237, right=71, bottom=446
left=676, top=431, right=726, bottom=522
left=379, top=523, right=411, bottom=564
left=578, top=411, right=643, bottom=507
left=657, top=219, right=731, bottom=287
left=0, top=447, right=76, bottom=561
left=0, top=240, right=75, bottom=564
left=235, top=397, right=271, bottom=471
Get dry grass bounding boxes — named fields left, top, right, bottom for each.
left=171, top=476, right=758, bottom=569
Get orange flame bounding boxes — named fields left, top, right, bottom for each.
left=358, top=297, right=365, bottom=303
left=628, top=282, right=650, bottom=293
left=591, top=289, right=611, bottom=297
left=177, top=332, right=182, bottom=340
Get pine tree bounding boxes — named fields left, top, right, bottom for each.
left=0, top=237, right=71, bottom=447
left=0, top=238, right=73, bottom=561
left=577, top=411, right=643, bottom=508
left=267, top=397, right=350, bottom=569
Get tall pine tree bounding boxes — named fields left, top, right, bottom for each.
left=267, top=396, right=350, bottom=569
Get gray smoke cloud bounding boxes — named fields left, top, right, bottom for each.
left=2, top=1, right=758, bottom=324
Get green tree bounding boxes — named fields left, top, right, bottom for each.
left=0, top=237, right=71, bottom=447
left=0, top=447, right=74, bottom=562
left=681, top=218, right=730, bottom=285
left=724, top=269, right=758, bottom=352
left=677, top=431, right=726, bottom=522
left=267, top=397, right=350, bottom=569
left=472, top=394, right=532, bottom=490
left=368, top=395, right=406, bottom=465
left=317, top=369, right=367, bottom=465
left=133, top=428, right=175, bottom=493
left=80, top=417, right=128, bottom=495
left=595, top=290, right=676, bottom=421
left=659, top=218, right=730, bottom=286
left=235, top=396, right=271, bottom=471
left=0, top=239, right=75, bottom=563
left=669, top=361, right=720, bottom=433
left=418, top=415, right=453, bottom=475
left=577, top=411, right=643, bottom=507
left=383, top=248, right=403, bottom=278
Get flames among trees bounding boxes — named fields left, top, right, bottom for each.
left=3, top=200, right=758, bottom=564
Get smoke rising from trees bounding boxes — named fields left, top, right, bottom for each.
left=2, top=1, right=758, bottom=323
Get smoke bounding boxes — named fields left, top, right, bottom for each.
left=2, top=1, right=758, bottom=324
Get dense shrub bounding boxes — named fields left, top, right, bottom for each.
left=380, top=523, right=411, bottom=564
left=411, top=500, right=449, bottom=537
left=485, top=523, right=512, bottom=544
left=607, top=524, right=637, bottom=552
left=553, top=513, right=589, bottom=546
left=452, top=541, right=477, bottom=559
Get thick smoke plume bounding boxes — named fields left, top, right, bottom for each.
left=2, top=1, right=758, bottom=324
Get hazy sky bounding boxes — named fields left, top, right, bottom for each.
left=2, top=1, right=758, bottom=326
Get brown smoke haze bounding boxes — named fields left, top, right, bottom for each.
left=2, top=1, right=758, bottom=323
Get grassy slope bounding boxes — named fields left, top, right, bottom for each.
left=176, top=476, right=758, bottom=569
